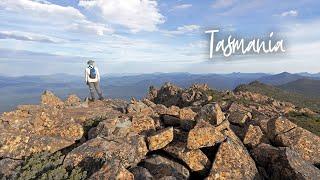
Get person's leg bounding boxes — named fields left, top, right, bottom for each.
left=88, top=82, right=96, bottom=100
left=94, top=82, right=104, bottom=100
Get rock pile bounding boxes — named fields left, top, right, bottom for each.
left=0, top=83, right=319, bottom=179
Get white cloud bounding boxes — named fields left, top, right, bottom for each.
left=0, top=0, right=113, bottom=36
left=279, top=10, right=298, bottom=17
left=171, top=4, right=192, bottom=11
left=66, top=22, right=114, bottom=36
left=0, top=31, right=66, bottom=43
left=162, top=25, right=201, bottom=36
left=177, top=25, right=200, bottom=32
left=212, top=0, right=237, bottom=9
left=188, top=40, right=208, bottom=48
left=78, top=0, right=165, bottom=32
left=0, top=0, right=85, bottom=20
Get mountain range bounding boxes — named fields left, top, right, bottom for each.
left=1, top=72, right=320, bottom=113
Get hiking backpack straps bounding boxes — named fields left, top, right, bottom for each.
left=89, top=66, right=97, bottom=79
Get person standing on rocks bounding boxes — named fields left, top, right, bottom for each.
left=85, top=60, right=104, bottom=101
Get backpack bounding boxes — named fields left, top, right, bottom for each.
left=89, top=66, right=97, bottom=79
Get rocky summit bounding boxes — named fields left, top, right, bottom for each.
left=0, top=82, right=320, bottom=180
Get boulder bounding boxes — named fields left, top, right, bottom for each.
left=166, top=106, right=180, bottom=117
left=127, top=100, right=154, bottom=116
left=228, top=111, right=251, bottom=126
left=40, top=90, right=64, bottom=107
left=146, top=86, right=158, bottom=101
left=179, top=107, right=197, bottom=120
left=274, top=127, right=320, bottom=165
left=187, top=120, right=225, bottom=149
left=142, top=98, right=157, bottom=108
left=147, top=127, right=174, bottom=151
left=0, top=106, right=83, bottom=159
left=162, top=115, right=181, bottom=126
left=181, top=84, right=211, bottom=106
left=267, top=117, right=297, bottom=139
left=142, top=155, right=190, bottom=179
left=152, top=104, right=169, bottom=115
left=252, top=143, right=320, bottom=179
left=195, top=103, right=225, bottom=126
left=64, top=135, right=148, bottom=171
left=90, top=116, right=132, bottom=139
left=254, top=118, right=269, bottom=134
left=0, top=132, right=80, bottom=159
left=179, top=107, right=197, bottom=130
left=129, top=166, right=153, bottom=180
left=89, top=159, right=134, bottom=180
left=229, top=124, right=247, bottom=140
left=151, top=82, right=183, bottom=107
left=131, top=116, right=156, bottom=135
left=206, top=139, right=259, bottom=180
left=162, top=114, right=196, bottom=131
left=243, top=125, right=268, bottom=148
left=65, top=94, right=82, bottom=107
left=164, top=141, right=211, bottom=172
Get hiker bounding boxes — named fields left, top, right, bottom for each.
left=85, top=60, right=104, bottom=101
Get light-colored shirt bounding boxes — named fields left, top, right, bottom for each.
left=85, top=66, right=100, bottom=83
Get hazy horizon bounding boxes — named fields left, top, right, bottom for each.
left=1, top=71, right=320, bottom=78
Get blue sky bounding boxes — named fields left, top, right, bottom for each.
left=0, top=0, right=320, bottom=76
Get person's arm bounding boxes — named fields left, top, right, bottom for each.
left=85, top=68, right=88, bottom=84
left=96, top=67, right=100, bottom=82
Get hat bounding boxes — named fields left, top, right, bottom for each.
left=87, top=60, right=95, bottom=65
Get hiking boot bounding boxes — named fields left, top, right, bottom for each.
left=89, top=98, right=95, bottom=102
left=99, top=97, right=104, bottom=101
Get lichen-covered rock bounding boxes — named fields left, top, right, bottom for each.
left=127, top=100, right=154, bottom=116
left=147, top=127, right=174, bottom=151
left=142, top=155, right=190, bottom=179
left=89, top=159, right=134, bottom=180
left=187, top=120, right=225, bottom=149
left=151, top=104, right=168, bottom=115
left=179, top=107, right=197, bottom=130
left=0, top=106, right=84, bottom=159
left=252, top=143, right=320, bottom=179
left=164, top=141, right=211, bottom=172
left=179, top=107, right=197, bottom=120
left=267, top=117, right=297, bottom=139
left=41, top=90, right=64, bottom=107
left=206, top=139, right=259, bottom=180
left=0, top=132, right=79, bottom=159
left=274, top=127, right=320, bottom=164
left=228, top=111, right=251, bottom=126
left=162, top=115, right=181, bottom=126
left=65, top=94, right=82, bottom=107
left=142, top=98, right=157, bottom=108
left=3, top=84, right=320, bottom=180
left=90, top=116, right=132, bottom=139
left=64, top=135, right=148, bottom=170
left=150, top=82, right=183, bottom=107
left=243, top=125, right=268, bottom=148
left=229, top=124, right=247, bottom=140
left=166, top=106, right=180, bottom=116
left=131, top=116, right=156, bottom=135
left=129, top=166, right=153, bottom=180
left=195, top=103, right=225, bottom=126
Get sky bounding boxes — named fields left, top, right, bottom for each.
left=0, top=0, right=320, bottom=76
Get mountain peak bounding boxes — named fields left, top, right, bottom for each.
left=1, top=83, right=319, bottom=179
